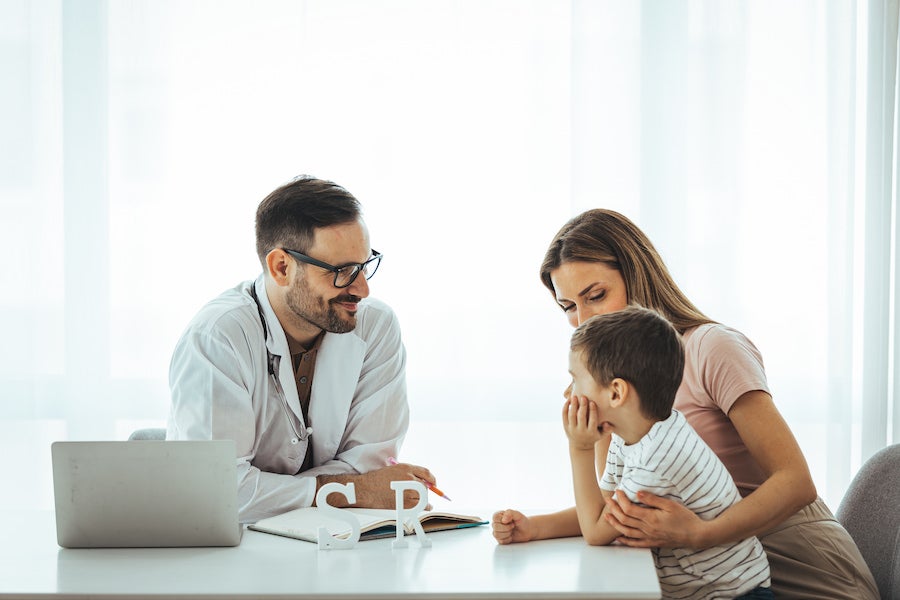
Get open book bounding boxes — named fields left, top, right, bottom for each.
left=248, top=507, right=487, bottom=543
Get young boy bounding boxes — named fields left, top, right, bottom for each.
left=564, top=306, right=772, bottom=600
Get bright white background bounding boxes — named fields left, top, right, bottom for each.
left=2, top=0, right=898, bottom=514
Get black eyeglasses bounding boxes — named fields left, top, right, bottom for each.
left=283, top=248, right=382, bottom=288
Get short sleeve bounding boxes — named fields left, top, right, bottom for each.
left=690, top=325, right=770, bottom=415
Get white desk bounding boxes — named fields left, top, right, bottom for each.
left=1, top=511, right=661, bottom=599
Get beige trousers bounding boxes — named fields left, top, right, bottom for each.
left=760, top=497, right=879, bottom=599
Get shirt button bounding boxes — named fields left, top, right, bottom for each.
left=303, top=354, right=310, bottom=361
left=299, top=376, right=308, bottom=384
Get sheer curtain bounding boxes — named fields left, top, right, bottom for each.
left=1, top=0, right=897, bottom=513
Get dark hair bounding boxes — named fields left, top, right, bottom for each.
left=255, top=175, right=362, bottom=268
left=570, top=305, right=684, bottom=421
left=540, top=209, right=712, bottom=333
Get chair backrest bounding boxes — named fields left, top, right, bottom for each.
left=836, top=443, right=900, bottom=600
left=128, top=428, right=167, bottom=441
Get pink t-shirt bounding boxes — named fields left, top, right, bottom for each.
left=674, top=323, right=770, bottom=496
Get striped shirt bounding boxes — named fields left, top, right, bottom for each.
left=600, top=410, right=770, bottom=600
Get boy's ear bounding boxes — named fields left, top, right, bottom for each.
left=609, top=378, right=630, bottom=408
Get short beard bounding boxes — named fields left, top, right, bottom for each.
left=285, top=276, right=361, bottom=334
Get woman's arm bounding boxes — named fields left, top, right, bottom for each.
left=603, top=390, right=817, bottom=549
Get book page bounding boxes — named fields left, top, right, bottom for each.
left=249, top=507, right=487, bottom=542
left=348, top=508, right=485, bottom=524
left=250, top=507, right=396, bottom=541
left=347, top=508, right=487, bottom=535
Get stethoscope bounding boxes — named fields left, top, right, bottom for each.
left=249, top=285, right=313, bottom=447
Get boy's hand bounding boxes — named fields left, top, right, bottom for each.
left=563, top=395, right=603, bottom=450
left=491, top=509, right=534, bottom=544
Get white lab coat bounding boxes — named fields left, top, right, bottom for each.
left=167, top=276, right=409, bottom=523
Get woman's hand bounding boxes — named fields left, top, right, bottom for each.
left=604, top=489, right=708, bottom=549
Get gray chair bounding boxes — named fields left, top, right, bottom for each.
left=128, top=428, right=167, bottom=441
left=836, top=443, right=900, bottom=600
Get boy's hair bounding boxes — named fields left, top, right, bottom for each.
left=255, top=175, right=362, bottom=268
left=570, top=305, right=684, bottom=421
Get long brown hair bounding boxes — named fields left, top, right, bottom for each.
left=540, top=209, right=712, bottom=333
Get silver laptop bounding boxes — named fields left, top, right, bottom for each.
left=51, top=440, right=242, bottom=548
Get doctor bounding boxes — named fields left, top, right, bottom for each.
left=168, top=175, right=435, bottom=523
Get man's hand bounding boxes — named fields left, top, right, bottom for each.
left=492, top=509, right=534, bottom=544
left=316, top=462, right=435, bottom=509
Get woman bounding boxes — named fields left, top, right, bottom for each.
left=492, top=209, right=878, bottom=599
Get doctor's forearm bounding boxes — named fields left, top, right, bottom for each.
left=313, top=469, right=400, bottom=509
left=314, top=462, right=427, bottom=510
left=314, top=472, right=363, bottom=507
